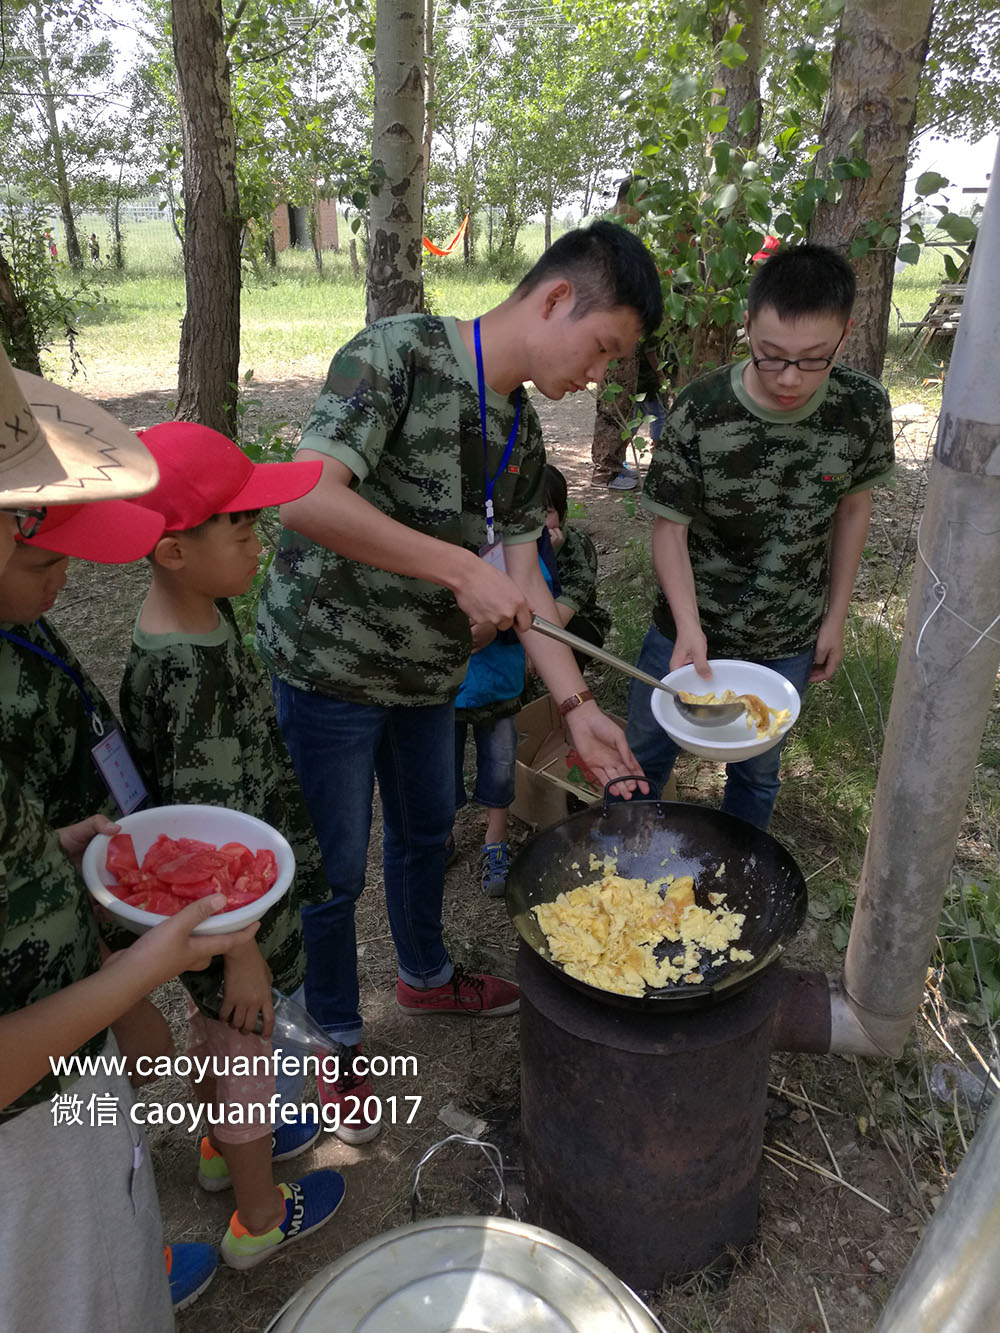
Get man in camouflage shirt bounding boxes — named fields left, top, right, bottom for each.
left=627, top=244, right=895, bottom=829
left=256, top=223, right=663, bottom=1093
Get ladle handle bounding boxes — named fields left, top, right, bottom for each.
left=529, top=614, right=680, bottom=699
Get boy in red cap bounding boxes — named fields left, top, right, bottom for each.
left=120, top=421, right=350, bottom=1270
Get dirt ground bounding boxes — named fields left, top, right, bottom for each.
left=55, top=376, right=945, bottom=1332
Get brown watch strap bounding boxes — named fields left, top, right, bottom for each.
left=557, top=689, right=595, bottom=716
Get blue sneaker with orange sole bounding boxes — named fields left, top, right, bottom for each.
left=166, top=1243, right=218, bottom=1310
left=221, top=1170, right=346, bottom=1271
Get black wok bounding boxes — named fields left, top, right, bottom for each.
left=507, top=794, right=807, bottom=1010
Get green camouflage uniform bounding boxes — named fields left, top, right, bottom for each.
left=256, top=314, right=547, bottom=707
left=642, top=361, right=895, bottom=659
left=0, top=761, right=106, bottom=1120
left=554, top=526, right=611, bottom=641
left=120, top=601, right=323, bottom=1012
left=0, top=618, right=117, bottom=827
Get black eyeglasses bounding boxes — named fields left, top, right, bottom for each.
left=1, top=507, right=48, bottom=539
left=747, top=322, right=849, bottom=373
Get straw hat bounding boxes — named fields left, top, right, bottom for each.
left=0, top=345, right=158, bottom=505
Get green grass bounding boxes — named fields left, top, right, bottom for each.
left=46, top=218, right=566, bottom=387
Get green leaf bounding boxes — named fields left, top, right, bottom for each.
left=670, top=73, right=699, bottom=104
left=711, top=140, right=731, bottom=175
left=881, top=226, right=899, bottom=247
left=896, top=242, right=920, bottom=264
left=719, top=40, right=748, bottom=68
left=943, top=253, right=961, bottom=281
left=713, top=183, right=739, bottom=213
left=738, top=99, right=758, bottom=136
left=939, top=212, right=978, bottom=243
left=707, top=106, right=730, bottom=135
left=741, top=158, right=761, bottom=179
left=915, top=170, right=949, bottom=197
left=640, top=141, right=662, bottom=156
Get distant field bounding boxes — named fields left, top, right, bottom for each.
left=40, top=210, right=964, bottom=407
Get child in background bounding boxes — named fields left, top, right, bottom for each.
left=120, top=422, right=351, bottom=1271
left=0, top=349, right=258, bottom=1327
left=453, top=516, right=564, bottom=897
left=542, top=464, right=611, bottom=657
left=452, top=618, right=526, bottom=897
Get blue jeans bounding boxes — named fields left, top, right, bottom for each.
left=273, top=679, right=457, bottom=1044
left=455, top=714, right=518, bottom=811
left=625, top=625, right=813, bottom=830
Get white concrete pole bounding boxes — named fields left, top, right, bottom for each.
left=834, top=135, right=1000, bottom=1055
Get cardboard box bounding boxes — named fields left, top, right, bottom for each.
left=510, top=694, right=676, bottom=830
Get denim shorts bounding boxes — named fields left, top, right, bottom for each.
left=455, top=714, right=518, bottom=810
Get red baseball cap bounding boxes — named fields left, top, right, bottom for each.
left=134, top=422, right=322, bottom=531
left=16, top=499, right=165, bottom=562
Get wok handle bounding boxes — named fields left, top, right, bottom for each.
left=600, top=776, right=670, bottom=815
left=530, top=615, right=681, bottom=698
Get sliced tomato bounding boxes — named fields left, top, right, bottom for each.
left=220, top=842, right=255, bottom=878
left=225, top=889, right=262, bottom=908
left=252, top=848, right=278, bottom=890
left=141, top=834, right=178, bottom=873
left=156, top=850, right=227, bottom=884
left=146, top=890, right=184, bottom=915
left=109, top=834, right=275, bottom=917
left=106, top=833, right=139, bottom=875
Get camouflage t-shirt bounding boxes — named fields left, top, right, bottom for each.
left=641, top=360, right=895, bottom=659
left=555, top=526, right=611, bottom=640
left=0, top=762, right=107, bottom=1121
left=0, top=617, right=118, bottom=827
left=120, top=601, right=324, bottom=1012
left=256, top=314, right=547, bottom=707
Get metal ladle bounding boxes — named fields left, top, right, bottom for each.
left=530, top=614, right=746, bottom=727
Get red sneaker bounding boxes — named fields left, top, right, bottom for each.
left=396, top=965, right=519, bottom=1017
left=318, top=1044, right=381, bottom=1144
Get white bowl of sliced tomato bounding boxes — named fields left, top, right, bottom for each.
left=81, top=804, right=295, bottom=936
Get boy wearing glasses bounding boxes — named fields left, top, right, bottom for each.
left=626, top=243, right=895, bottom=829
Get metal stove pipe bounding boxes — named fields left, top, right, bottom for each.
left=834, top=136, right=1000, bottom=1057
left=875, top=1088, right=1000, bottom=1331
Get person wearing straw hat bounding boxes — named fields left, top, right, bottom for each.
left=0, top=347, right=261, bottom=1326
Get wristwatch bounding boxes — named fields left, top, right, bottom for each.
left=557, top=689, right=595, bottom=716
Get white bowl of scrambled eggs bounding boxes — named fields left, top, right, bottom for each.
left=651, top=659, right=801, bottom=762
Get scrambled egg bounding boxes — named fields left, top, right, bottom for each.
left=678, top=688, right=791, bottom=739
left=532, top=870, right=749, bottom=998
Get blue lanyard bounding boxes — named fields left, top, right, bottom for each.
left=474, top=317, right=521, bottom=545
left=0, top=623, right=105, bottom=737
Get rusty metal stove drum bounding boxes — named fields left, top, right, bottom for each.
left=507, top=797, right=807, bottom=1288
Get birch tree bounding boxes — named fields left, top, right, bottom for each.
left=808, top=0, right=935, bottom=377
left=368, top=1, right=425, bottom=321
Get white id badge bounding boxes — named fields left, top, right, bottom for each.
left=478, top=537, right=507, bottom=572
left=91, top=728, right=148, bottom=815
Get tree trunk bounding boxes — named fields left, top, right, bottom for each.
left=367, top=1, right=425, bottom=322
left=809, top=0, right=934, bottom=378
left=0, top=247, right=42, bottom=374
left=544, top=200, right=552, bottom=250
left=172, top=0, right=241, bottom=437
left=311, top=191, right=323, bottom=272
left=422, top=0, right=435, bottom=189
left=34, top=4, right=82, bottom=271
left=710, top=0, right=763, bottom=152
